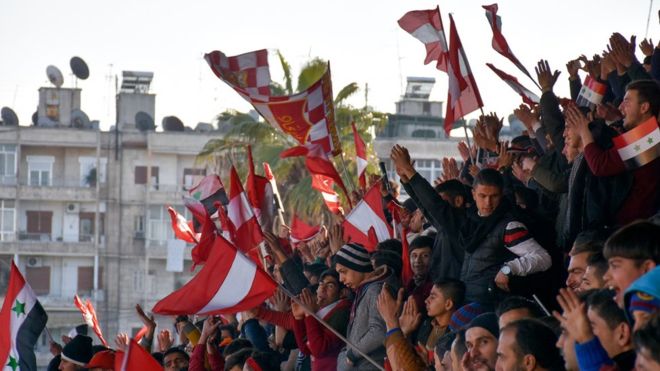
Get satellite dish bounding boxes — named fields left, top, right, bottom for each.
left=71, top=109, right=90, bottom=128
left=162, top=116, right=185, bottom=131
left=1, top=107, right=19, bottom=126
left=46, top=65, right=64, bottom=88
left=135, top=111, right=155, bottom=131
left=70, top=57, right=90, bottom=80
left=31, top=111, right=38, bottom=125
left=195, top=122, right=213, bottom=132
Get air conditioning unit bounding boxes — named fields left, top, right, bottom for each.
left=65, top=203, right=80, bottom=213
left=27, top=257, right=42, bottom=267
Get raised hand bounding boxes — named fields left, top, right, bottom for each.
left=135, top=304, right=156, bottom=330
left=512, top=161, right=531, bottom=185
left=263, top=231, right=287, bottom=264
left=513, top=104, right=539, bottom=133
left=398, top=297, right=422, bottom=337
left=441, top=157, right=460, bottom=182
left=157, top=329, right=173, bottom=352
left=290, top=299, right=305, bottom=320
left=639, top=38, right=654, bottom=57
left=199, top=316, right=222, bottom=344
left=328, top=223, right=345, bottom=254
left=609, top=33, right=637, bottom=68
left=566, top=58, right=581, bottom=80
left=596, top=102, right=624, bottom=122
left=114, top=333, right=130, bottom=352
left=457, top=141, right=471, bottom=162
left=578, top=54, right=601, bottom=78
left=270, top=288, right=290, bottom=312
left=552, top=288, right=594, bottom=343
left=376, top=285, right=404, bottom=330
left=390, top=145, right=415, bottom=181
left=536, top=60, right=561, bottom=93
left=496, top=141, right=514, bottom=170
left=299, top=288, right=319, bottom=314
left=600, top=51, right=617, bottom=80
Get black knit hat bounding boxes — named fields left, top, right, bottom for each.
left=466, top=312, right=499, bottom=339
left=334, top=243, right=373, bottom=273
left=61, top=335, right=93, bottom=366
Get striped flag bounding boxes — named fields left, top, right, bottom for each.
left=352, top=122, right=368, bottom=190
left=228, top=166, right=264, bottom=256
left=246, top=146, right=275, bottom=229
left=0, top=261, right=48, bottom=371
left=167, top=206, right=199, bottom=244
left=152, top=236, right=277, bottom=315
left=115, top=339, right=162, bottom=371
left=342, top=181, right=393, bottom=251
left=398, top=6, right=449, bottom=72
left=483, top=4, right=539, bottom=88
left=188, top=174, right=229, bottom=220
left=312, top=174, right=342, bottom=214
left=576, top=76, right=608, bottom=109
left=486, top=63, right=539, bottom=105
left=613, top=117, right=660, bottom=169
left=73, top=295, right=108, bottom=347
left=290, top=215, right=320, bottom=245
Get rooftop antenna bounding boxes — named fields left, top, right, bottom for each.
left=1, top=107, right=19, bottom=126
left=46, top=65, right=64, bottom=88
left=162, top=116, right=185, bottom=131
left=70, top=56, right=90, bottom=88
left=71, top=109, right=91, bottom=129
left=135, top=111, right=155, bottom=131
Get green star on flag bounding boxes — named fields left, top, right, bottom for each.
left=6, top=356, right=19, bottom=371
left=11, top=300, right=25, bottom=317
left=648, top=137, right=654, bottom=144
left=634, top=144, right=641, bottom=152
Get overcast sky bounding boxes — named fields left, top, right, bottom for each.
left=0, top=0, right=656, bottom=131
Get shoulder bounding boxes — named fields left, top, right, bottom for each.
left=503, top=221, right=532, bottom=247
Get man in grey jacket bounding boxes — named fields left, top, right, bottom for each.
left=334, top=243, right=388, bottom=371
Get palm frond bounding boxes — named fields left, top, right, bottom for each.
left=277, top=50, right=294, bottom=95
left=334, top=82, right=359, bottom=105
left=296, top=58, right=327, bottom=92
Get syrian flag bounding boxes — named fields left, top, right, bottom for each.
left=613, top=116, right=660, bottom=169
left=290, top=215, right=320, bottom=245
left=167, top=206, right=199, bottom=244
left=73, top=295, right=108, bottom=347
left=398, top=6, right=449, bottom=72
left=576, top=76, right=608, bottom=109
left=189, top=174, right=229, bottom=221
left=246, top=145, right=275, bottom=229
left=482, top=4, right=539, bottom=89
left=342, top=181, right=393, bottom=251
left=352, top=122, right=368, bottom=190
left=0, top=261, right=48, bottom=371
left=228, top=166, right=265, bottom=256
left=153, top=236, right=277, bottom=315
left=486, top=63, right=539, bottom=106
left=115, top=339, right=162, bottom=371
left=445, top=14, right=484, bottom=135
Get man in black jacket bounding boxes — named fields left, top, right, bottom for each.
left=391, top=145, right=552, bottom=304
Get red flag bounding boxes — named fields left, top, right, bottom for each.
left=482, top=4, right=539, bottom=88
left=183, top=196, right=209, bottom=232
left=398, top=6, right=449, bottom=72
left=485, top=63, right=539, bottom=106
left=189, top=175, right=228, bottom=217
left=190, top=211, right=218, bottom=269
left=73, top=295, right=108, bottom=347
left=312, top=174, right=342, bottom=214
left=205, top=50, right=341, bottom=156
left=228, top=166, right=264, bottom=255
left=167, top=206, right=198, bottom=244
left=400, top=228, right=413, bottom=284
left=153, top=236, right=277, bottom=315
left=445, top=14, right=484, bottom=135
left=342, top=181, right=392, bottom=251
left=246, top=145, right=274, bottom=228
left=290, top=215, right=320, bottom=245
left=352, top=122, right=368, bottom=190
left=115, top=339, right=162, bottom=371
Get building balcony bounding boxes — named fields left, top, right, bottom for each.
left=1, top=233, right=102, bottom=255
left=147, top=183, right=189, bottom=204
left=16, top=179, right=105, bottom=202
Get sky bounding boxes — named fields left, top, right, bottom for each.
left=0, top=0, right=657, bottom=131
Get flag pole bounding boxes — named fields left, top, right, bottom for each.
left=338, top=152, right=357, bottom=197
left=278, top=284, right=386, bottom=371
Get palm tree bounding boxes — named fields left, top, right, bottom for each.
left=197, top=52, right=387, bottom=222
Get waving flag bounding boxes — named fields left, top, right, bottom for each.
left=398, top=6, right=449, bottom=72
left=613, top=116, right=660, bottom=169
left=73, top=295, right=108, bottom=347
left=290, top=215, right=320, bottom=245
left=352, top=122, right=368, bottom=190
left=205, top=50, right=341, bottom=156
left=482, top=4, right=539, bottom=88
left=228, top=166, right=264, bottom=256
left=189, top=174, right=228, bottom=220
left=486, top=63, right=539, bottom=105
left=116, top=339, right=163, bottom=371
left=0, top=261, right=48, bottom=371
left=445, top=14, right=484, bottom=134
left=343, top=181, right=393, bottom=251
left=246, top=146, right=274, bottom=228
left=167, top=206, right=198, bottom=244
left=263, top=163, right=285, bottom=223
left=153, top=236, right=277, bottom=315
left=576, top=76, right=608, bottom=109
left=312, top=175, right=342, bottom=214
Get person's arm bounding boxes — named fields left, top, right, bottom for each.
left=384, top=330, right=428, bottom=371
left=241, top=318, right=271, bottom=352
left=187, top=344, right=207, bottom=371
left=574, top=337, right=615, bottom=371
left=529, top=153, right=569, bottom=193
left=537, top=60, right=566, bottom=153
left=255, top=306, right=296, bottom=331
left=345, top=285, right=387, bottom=364
left=303, top=310, right=347, bottom=356
left=652, top=47, right=660, bottom=81
left=502, top=221, right=552, bottom=276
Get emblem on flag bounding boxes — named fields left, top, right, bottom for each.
left=612, top=116, right=660, bottom=169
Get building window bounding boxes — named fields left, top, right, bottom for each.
left=25, top=211, right=52, bottom=241
left=27, top=156, right=54, bottom=186
left=134, top=166, right=159, bottom=188
left=147, top=205, right=190, bottom=242
left=79, top=157, right=107, bottom=187
left=0, top=200, right=15, bottom=241
left=0, top=145, right=17, bottom=185
left=79, top=212, right=104, bottom=242
left=134, top=215, right=145, bottom=239
left=415, top=159, right=442, bottom=183
left=25, top=266, right=50, bottom=295
left=183, top=168, right=206, bottom=190
left=77, top=266, right=103, bottom=296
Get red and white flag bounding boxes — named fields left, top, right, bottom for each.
left=290, top=215, right=320, bottom=245
left=167, top=206, right=199, bottom=244
left=115, top=339, right=163, bottom=371
left=190, top=210, right=219, bottom=269
left=152, top=236, right=277, bottom=315
left=228, top=166, right=264, bottom=256
left=483, top=4, right=539, bottom=88
left=613, top=116, right=660, bottom=169
left=445, top=14, right=484, bottom=135
left=312, top=175, right=342, bottom=214
left=398, top=6, right=449, bottom=72
left=486, top=63, right=539, bottom=106
left=263, top=162, right=286, bottom=222
left=352, top=122, right=368, bottom=190
left=206, top=50, right=341, bottom=156
left=576, top=76, right=608, bottom=109
left=73, top=295, right=108, bottom=347
left=246, top=145, right=274, bottom=228
left=343, top=181, right=393, bottom=251
left=189, top=174, right=228, bottom=218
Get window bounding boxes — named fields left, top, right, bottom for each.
left=27, top=156, right=54, bottom=186
left=25, top=211, right=52, bottom=241
left=79, top=212, right=104, bottom=242
left=183, top=168, right=206, bottom=190
left=25, top=266, right=50, bottom=295
left=415, top=159, right=442, bottom=183
left=422, top=102, right=431, bottom=115
left=79, top=157, right=107, bottom=187
left=77, top=266, right=103, bottom=295
left=134, top=215, right=145, bottom=239
left=134, top=166, right=159, bottom=188
left=0, top=145, right=17, bottom=185
left=0, top=200, right=15, bottom=241
left=147, top=205, right=190, bottom=242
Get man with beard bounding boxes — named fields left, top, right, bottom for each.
left=495, top=319, right=563, bottom=371
left=463, top=313, right=499, bottom=371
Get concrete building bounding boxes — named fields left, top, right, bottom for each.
left=374, top=77, right=463, bottom=190
left=0, top=72, right=218, bottom=367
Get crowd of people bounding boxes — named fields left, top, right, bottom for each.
left=49, top=31, right=660, bottom=371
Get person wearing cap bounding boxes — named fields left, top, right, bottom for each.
left=335, top=243, right=389, bottom=370
left=624, top=265, right=660, bottom=331
left=59, top=335, right=93, bottom=371
left=86, top=349, right=114, bottom=371
left=463, top=313, right=499, bottom=371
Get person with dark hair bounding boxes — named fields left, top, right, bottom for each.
left=414, top=279, right=465, bottom=353
left=633, top=313, right=660, bottom=370
left=163, top=347, right=190, bottom=371
left=223, top=348, right=253, bottom=371
left=575, top=79, right=660, bottom=225
left=495, top=296, right=543, bottom=328
left=392, top=146, right=552, bottom=304
left=580, top=252, right=608, bottom=291
left=434, top=179, right=467, bottom=208
left=244, top=350, right=281, bottom=371
left=496, top=319, right=563, bottom=371
left=223, top=338, right=253, bottom=358
left=434, top=332, right=456, bottom=371
left=566, top=230, right=603, bottom=291
left=451, top=329, right=467, bottom=371
left=603, top=220, right=660, bottom=306
left=464, top=313, right=500, bottom=371
left=405, top=235, right=434, bottom=314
